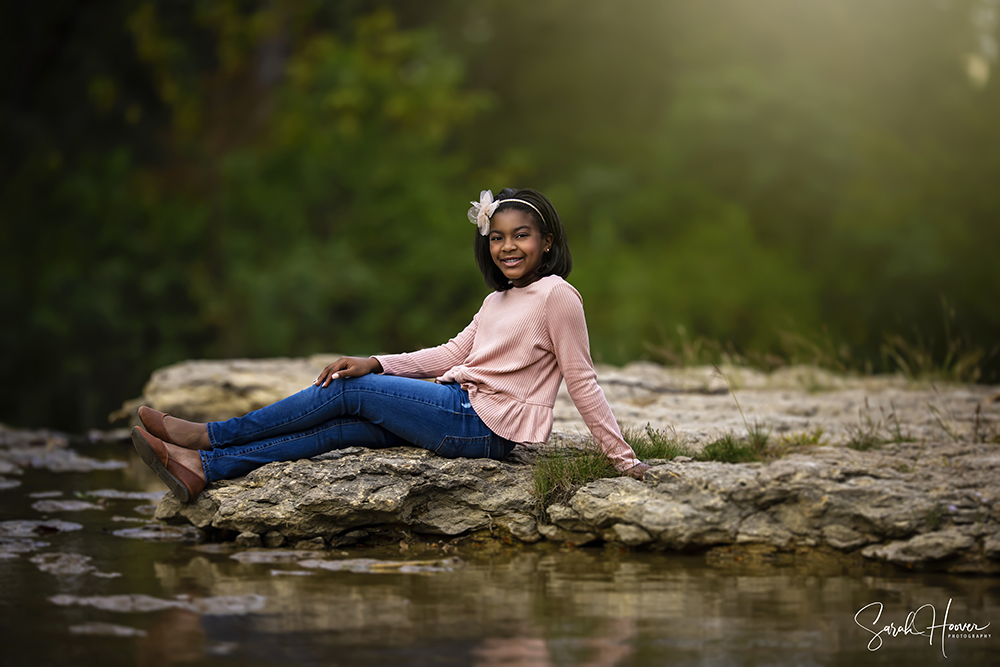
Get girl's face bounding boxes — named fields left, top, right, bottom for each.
left=489, top=209, right=554, bottom=288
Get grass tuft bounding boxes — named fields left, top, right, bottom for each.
left=531, top=443, right=617, bottom=506
left=845, top=398, right=884, bottom=451
left=746, top=420, right=771, bottom=453
left=696, top=432, right=763, bottom=463
left=881, top=402, right=911, bottom=443
left=532, top=424, right=695, bottom=506
left=714, top=364, right=771, bottom=455
left=779, top=427, right=825, bottom=448
left=620, top=423, right=695, bottom=460
left=925, top=502, right=944, bottom=530
left=880, top=299, right=995, bottom=384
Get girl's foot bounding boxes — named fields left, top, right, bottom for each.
left=165, top=442, right=206, bottom=483
left=138, top=407, right=212, bottom=450
left=131, top=426, right=207, bottom=503
left=163, top=415, right=212, bottom=450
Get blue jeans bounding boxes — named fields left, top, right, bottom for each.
left=200, top=374, right=517, bottom=482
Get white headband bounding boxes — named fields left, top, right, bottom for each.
left=467, top=190, right=546, bottom=235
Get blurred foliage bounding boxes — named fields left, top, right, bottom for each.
left=1, top=0, right=998, bottom=430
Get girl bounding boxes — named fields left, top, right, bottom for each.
left=131, top=188, right=650, bottom=502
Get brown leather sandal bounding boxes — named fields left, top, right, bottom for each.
left=138, top=406, right=172, bottom=443
left=131, top=426, right=206, bottom=503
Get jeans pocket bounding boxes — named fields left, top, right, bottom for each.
left=434, top=435, right=491, bottom=459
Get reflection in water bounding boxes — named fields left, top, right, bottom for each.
left=138, top=608, right=205, bottom=666
left=472, top=618, right=636, bottom=667
left=140, top=547, right=998, bottom=665
left=1, top=441, right=997, bottom=666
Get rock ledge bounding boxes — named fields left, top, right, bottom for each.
left=156, top=439, right=1000, bottom=573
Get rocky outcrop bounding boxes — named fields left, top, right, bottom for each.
left=156, top=447, right=542, bottom=545
left=155, top=437, right=1000, bottom=573
left=138, top=356, right=1000, bottom=572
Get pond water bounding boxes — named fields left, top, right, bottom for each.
left=1, top=438, right=997, bottom=666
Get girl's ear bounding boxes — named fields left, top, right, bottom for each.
left=543, top=232, right=554, bottom=250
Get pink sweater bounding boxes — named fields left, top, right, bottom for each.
left=374, top=275, right=642, bottom=471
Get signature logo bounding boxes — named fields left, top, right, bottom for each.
left=855, top=598, right=991, bottom=657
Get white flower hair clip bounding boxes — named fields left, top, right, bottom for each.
left=467, top=189, right=547, bottom=235
left=468, top=190, right=500, bottom=235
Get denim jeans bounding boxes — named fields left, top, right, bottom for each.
left=199, top=374, right=517, bottom=483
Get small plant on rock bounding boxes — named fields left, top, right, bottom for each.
left=713, top=365, right=771, bottom=455
left=621, top=422, right=695, bottom=461
left=531, top=442, right=617, bottom=506
left=772, top=427, right=826, bottom=458
left=779, top=427, right=825, bottom=448
left=925, top=502, right=943, bottom=529
left=880, top=402, right=911, bottom=444
left=696, top=432, right=762, bottom=464
left=846, top=398, right=884, bottom=451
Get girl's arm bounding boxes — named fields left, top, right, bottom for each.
left=546, top=284, right=647, bottom=478
left=373, top=312, right=480, bottom=379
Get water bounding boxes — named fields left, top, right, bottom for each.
left=1, top=439, right=997, bottom=666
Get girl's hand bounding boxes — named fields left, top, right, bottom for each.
left=314, top=357, right=383, bottom=387
left=623, top=462, right=651, bottom=481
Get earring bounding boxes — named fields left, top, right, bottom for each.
left=545, top=247, right=550, bottom=252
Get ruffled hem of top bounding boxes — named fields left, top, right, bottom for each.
left=467, top=390, right=553, bottom=445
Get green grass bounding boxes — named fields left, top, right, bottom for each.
left=779, top=427, right=825, bottom=448
left=532, top=425, right=695, bottom=506
left=647, top=302, right=995, bottom=385
left=925, top=502, right=944, bottom=530
left=696, top=432, right=763, bottom=463
left=881, top=403, right=911, bottom=443
left=845, top=405, right=884, bottom=451
left=531, top=444, right=618, bottom=506
left=620, top=423, right=695, bottom=460
left=746, top=420, right=771, bottom=452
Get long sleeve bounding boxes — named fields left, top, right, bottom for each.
left=374, top=310, right=480, bottom=379
left=368, top=275, right=643, bottom=471
left=545, top=283, right=642, bottom=472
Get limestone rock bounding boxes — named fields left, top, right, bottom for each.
left=536, top=523, right=598, bottom=546
left=861, top=531, right=976, bottom=566
left=137, top=357, right=1000, bottom=573
left=607, top=523, right=652, bottom=546
left=984, top=534, right=1000, bottom=560
left=293, top=537, right=327, bottom=551
left=492, top=512, right=542, bottom=543
left=263, top=531, right=286, bottom=548
left=235, top=531, right=262, bottom=548
left=156, top=446, right=537, bottom=542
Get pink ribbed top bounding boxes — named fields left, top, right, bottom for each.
left=374, top=275, right=641, bottom=471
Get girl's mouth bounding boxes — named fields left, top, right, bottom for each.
left=502, top=257, right=523, bottom=267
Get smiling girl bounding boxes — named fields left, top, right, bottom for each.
left=131, top=188, right=649, bottom=502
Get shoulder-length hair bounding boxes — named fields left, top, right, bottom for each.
left=474, top=188, right=572, bottom=292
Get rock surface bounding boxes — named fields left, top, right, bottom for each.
left=155, top=438, right=1000, bottom=573
left=156, top=447, right=541, bottom=545
left=137, top=357, right=1000, bottom=573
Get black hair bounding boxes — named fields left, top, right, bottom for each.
left=474, top=188, right=572, bottom=291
